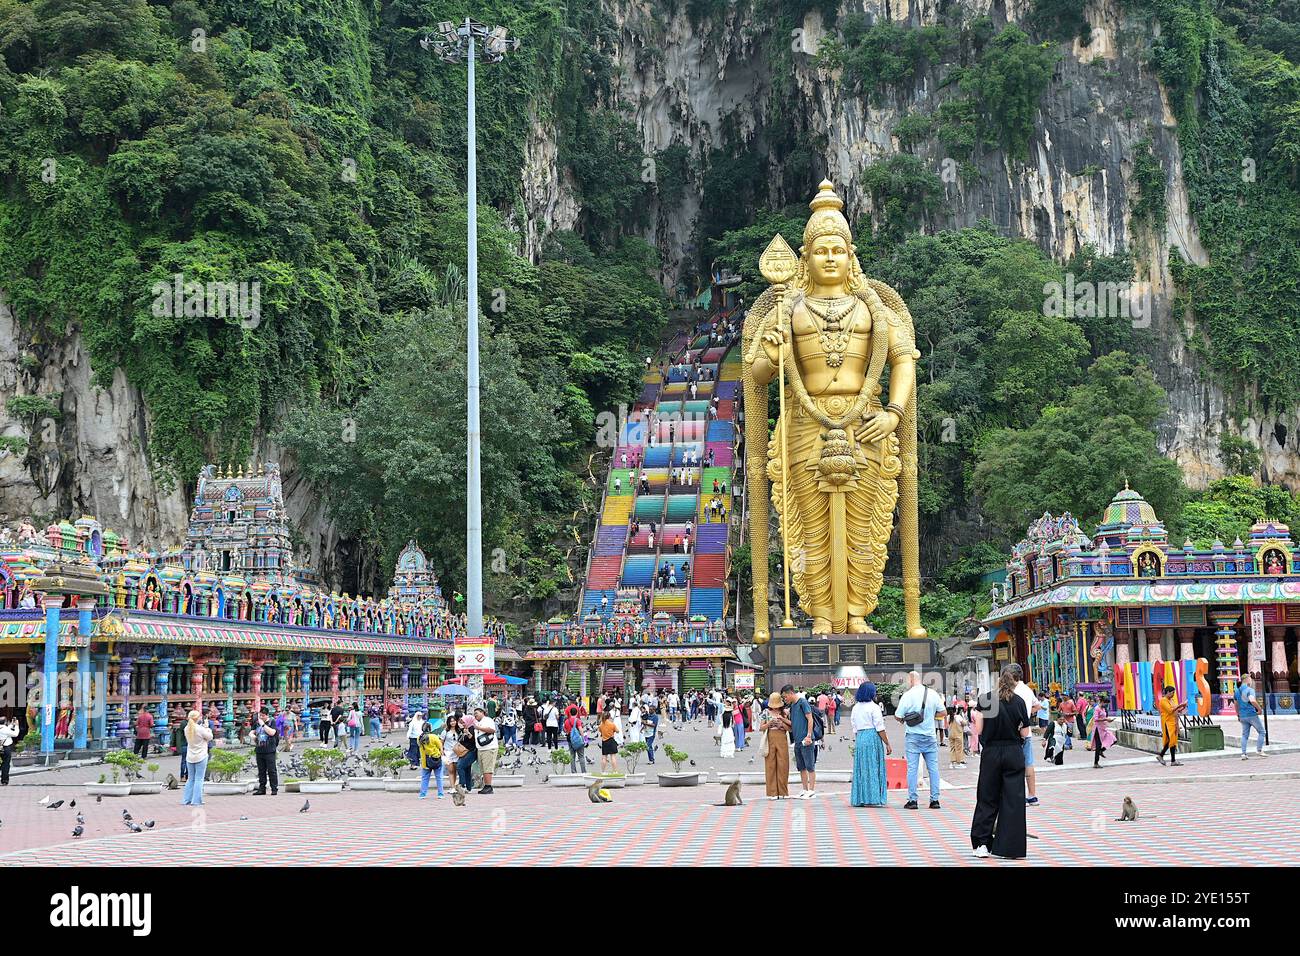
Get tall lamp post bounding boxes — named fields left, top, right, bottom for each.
left=421, top=20, right=520, bottom=666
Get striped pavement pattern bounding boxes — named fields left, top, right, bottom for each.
left=2, top=777, right=1295, bottom=866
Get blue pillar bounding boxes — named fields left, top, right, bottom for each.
left=300, top=658, right=314, bottom=735
left=40, top=595, right=65, bottom=754
left=92, top=651, right=109, bottom=746
left=74, top=597, right=93, bottom=750
left=401, top=662, right=410, bottom=720
left=117, top=649, right=134, bottom=748
left=156, top=651, right=172, bottom=730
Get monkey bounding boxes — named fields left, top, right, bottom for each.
left=718, top=780, right=743, bottom=807
left=164, top=773, right=179, bottom=791
left=1115, top=796, right=1138, bottom=822
left=587, top=781, right=612, bottom=803
left=452, top=782, right=466, bottom=807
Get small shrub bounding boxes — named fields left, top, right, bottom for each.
left=664, top=745, right=690, bottom=773
left=619, top=741, right=648, bottom=774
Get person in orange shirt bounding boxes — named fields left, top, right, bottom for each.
left=598, top=713, right=620, bottom=775
left=1156, top=686, right=1187, bottom=767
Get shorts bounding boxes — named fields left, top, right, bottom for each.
left=600, top=738, right=619, bottom=756
left=1038, top=718, right=1048, bottom=729
left=1021, top=736, right=1035, bottom=767
left=794, top=742, right=817, bottom=772
left=477, top=746, right=497, bottom=774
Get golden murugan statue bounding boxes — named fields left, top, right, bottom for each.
left=743, top=180, right=925, bottom=641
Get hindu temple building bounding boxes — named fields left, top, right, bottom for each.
left=980, top=484, right=1300, bottom=716
left=0, top=463, right=516, bottom=757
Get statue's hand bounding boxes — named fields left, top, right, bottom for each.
left=856, top=411, right=899, bottom=444
left=761, top=327, right=788, bottom=366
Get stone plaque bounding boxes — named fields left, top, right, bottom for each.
left=801, top=644, right=830, bottom=665
left=837, top=644, right=867, bottom=664
left=874, top=643, right=905, bottom=665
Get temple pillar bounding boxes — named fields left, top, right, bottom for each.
left=39, top=594, right=65, bottom=753
left=329, top=659, right=341, bottom=704
left=222, top=653, right=237, bottom=741
left=419, top=661, right=430, bottom=713
left=92, top=650, right=110, bottom=746
left=155, top=649, right=172, bottom=738
left=534, top=663, right=546, bottom=693
left=354, top=657, right=366, bottom=710
left=190, top=654, right=207, bottom=714
left=277, top=657, right=290, bottom=712
left=1177, top=627, right=1196, bottom=661
left=300, top=657, right=314, bottom=735
left=1115, top=632, right=1132, bottom=668
left=1209, top=610, right=1242, bottom=714
left=670, top=662, right=681, bottom=697
left=117, top=646, right=135, bottom=748
left=73, top=597, right=94, bottom=750
left=401, top=662, right=411, bottom=719
left=1267, top=626, right=1289, bottom=686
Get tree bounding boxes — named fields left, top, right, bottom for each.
left=973, top=352, right=1184, bottom=535
left=1173, top=475, right=1298, bottom=547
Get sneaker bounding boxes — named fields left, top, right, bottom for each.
left=1169, top=761, right=1181, bottom=767
left=1257, top=750, right=1268, bottom=757
left=479, top=786, right=494, bottom=794
left=1242, top=755, right=1250, bottom=761
left=929, top=800, right=941, bottom=809
left=903, top=800, right=919, bottom=810
left=972, top=845, right=990, bottom=858
left=1025, top=797, right=1039, bottom=806
left=254, top=789, right=266, bottom=796
left=1156, top=755, right=1166, bottom=766
left=437, top=793, right=444, bottom=799
left=271, top=791, right=278, bottom=796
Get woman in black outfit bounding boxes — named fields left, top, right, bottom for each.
left=970, top=665, right=1030, bottom=860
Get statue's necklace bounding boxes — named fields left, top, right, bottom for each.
left=804, top=295, right=856, bottom=368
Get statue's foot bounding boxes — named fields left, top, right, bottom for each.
left=811, top=617, right=832, bottom=634
left=848, top=617, right=872, bottom=634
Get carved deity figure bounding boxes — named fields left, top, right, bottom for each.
left=744, top=181, right=924, bottom=638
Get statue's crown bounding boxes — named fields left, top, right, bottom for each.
left=803, top=179, right=852, bottom=247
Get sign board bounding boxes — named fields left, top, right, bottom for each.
left=733, top=670, right=755, bottom=689
left=1250, top=609, right=1265, bottom=669
left=453, top=639, right=494, bottom=676
left=875, top=643, right=905, bottom=665
left=801, top=644, right=830, bottom=665
left=837, top=644, right=867, bottom=664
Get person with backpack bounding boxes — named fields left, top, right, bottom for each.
left=781, top=684, right=822, bottom=799
left=418, top=721, right=444, bottom=799
left=564, top=707, right=587, bottom=774
left=895, top=671, right=945, bottom=810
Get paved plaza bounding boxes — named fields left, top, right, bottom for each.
left=4, top=715, right=1297, bottom=867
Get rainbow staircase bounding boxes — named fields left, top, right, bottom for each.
left=578, top=312, right=743, bottom=624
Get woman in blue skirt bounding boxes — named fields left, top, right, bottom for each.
left=850, top=682, right=892, bottom=807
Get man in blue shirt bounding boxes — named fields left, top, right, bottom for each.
left=895, top=671, right=944, bottom=810
left=1236, top=677, right=1268, bottom=759
left=781, top=684, right=818, bottom=799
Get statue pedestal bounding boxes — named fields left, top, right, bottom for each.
left=761, top=627, right=936, bottom=692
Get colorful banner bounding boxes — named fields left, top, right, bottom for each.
left=1114, top=657, right=1211, bottom=716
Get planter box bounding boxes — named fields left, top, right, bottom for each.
left=383, top=778, right=421, bottom=793
left=85, top=782, right=133, bottom=797
left=346, top=777, right=389, bottom=791
left=299, top=780, right=345, bottom=794
left=491, top=774, right=525, bottom=788
left=205, top=780, right=255, bottom=796
left=547, top=773, right=592, bottom=787
left=129, top=781, right=165, bottom=795
left=587, top=774, right=626, bottom=788
left=284, top=781, right=302, bottom=793
left=623, top=773, right=646, bottom=786
left=717, top=771, right=767, bottom=786
left=657, top=771, right=703, bottom=787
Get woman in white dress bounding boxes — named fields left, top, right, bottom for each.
left=626, top=701, right=643, bottom=744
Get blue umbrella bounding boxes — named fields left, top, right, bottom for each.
left=433, top=683, right=473, bottom=696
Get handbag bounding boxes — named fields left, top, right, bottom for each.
left=758, top=728, right=770, bottom=758
left=452, top=742, right=469, bottom=758
left=476, top=731, right=494, bottom=748
left=533, top=722, right=543, bottom=733
left=424, top=752, right=442, bottom=770
left=902, top=689, right=931, bottom=727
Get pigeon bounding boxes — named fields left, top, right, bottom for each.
left=125, top=821, right=142, bottom=833
left=239, top=816, right=249, bottom=821
left=587, top=781, right=612, bottom=803
left=299, top=800, right=310, bottom=813
left=69, top=800, right=76, bottom=808
left=121, top=808, right=132, bottom=820
left=75, top=812, right=85, bottom=825
left=689, top=760, right=696, bottom=767
left=143, top=820, right=155, bottom=829
left=46, top=800, right=65, bottom=810
left=72, top=825, right=84, bottom=838
left=39, top=795, right=50, bottom=806
left=96, top=795, right=103, bottom=803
